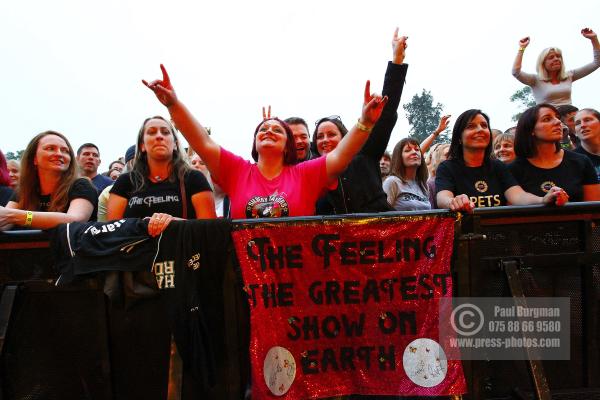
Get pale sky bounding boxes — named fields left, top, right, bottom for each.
left=2, top=0, right=600, bottom=169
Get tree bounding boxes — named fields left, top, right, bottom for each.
left=402, top=89, right=449, bottom=143
left=510, top=86, right=536, bottom=122
left=4, top=150, right=24, bottom=160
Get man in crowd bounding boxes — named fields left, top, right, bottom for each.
left=380, top=151, right=391, bottom=179
left=574, top=109, right=600, bottom=179
left=76, top=143, right=113, bottom=192
left=558, top=104, right=579, bottom=148
left=284, top=117, right=314, bottom=162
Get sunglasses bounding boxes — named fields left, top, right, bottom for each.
left=315, top=115, right=342, bottom=127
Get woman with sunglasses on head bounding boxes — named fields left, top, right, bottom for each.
left=107, top=116, right=216, bottom=235
left=143, top=63, right=387, bottom=219
left=435, top=109, right=568, bottom=212
left=383, top=138, right=430, bottom=211
left=312, top=29, right=409, bottom=214
left=512, top=28, right=600, bottom=106
left=509, top=104, right=600, bottom=202
left=0, top=131, right=97, bottom=230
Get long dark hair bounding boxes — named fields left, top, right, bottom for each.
left=18, top=131, right=78, bottom=212
left=390, top=138, right=428, bottom=193
left=515, top=104, right=561, bottom=158
left=448, top=109, right=493, bottom=163
left=251, top=118, right=297, bottom=165
left=312, top=116, right=349, bottom=156
left=130, top=116, right=190, bottom=193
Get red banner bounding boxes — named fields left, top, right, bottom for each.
left=232, top=215, right=466, bottom=398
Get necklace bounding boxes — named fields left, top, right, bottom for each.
left=154, top=175, right=163, bottom=181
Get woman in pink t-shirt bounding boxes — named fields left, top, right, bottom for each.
left=143, top=65, right=388, bottom=218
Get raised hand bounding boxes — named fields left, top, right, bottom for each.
left=392, top=27, right=408, bottom=64
left=360, top=80, right=388, bottom=128
left=519, top=37, right=530, bottom=48
left=142, top=64, right=178, bottom=108
left=435, top=115, right=451, bottom=135
left=262, top=105, right=272, bottom=120
left=581, top=27, right=597, bottom=40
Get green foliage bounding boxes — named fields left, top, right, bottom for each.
left=510, top=86, right=536, bottom=122
left=402, top=89, right=449, bottom=143
left=4, top=150, right=24, bottom=160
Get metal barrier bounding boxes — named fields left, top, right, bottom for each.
left=1, top=202, right=599, bottom=399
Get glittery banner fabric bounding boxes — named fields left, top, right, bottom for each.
left=232, top=215, right=466, bottom=398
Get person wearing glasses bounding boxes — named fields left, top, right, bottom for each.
left=312, top=29, right=408, bottom=214
left=142, top=66, right=388, bottom=219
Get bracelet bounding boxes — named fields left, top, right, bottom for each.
left=519, top=47, right=526, bottom=52
left=24, top=211, right=33, bottom=227
left=356, top=119, right=373, bottom=133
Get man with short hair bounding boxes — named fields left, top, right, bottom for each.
left=557, top=104, right=579, bottom=148
left=284, top=117, right=314, bottom=162
left=76, top=143, right=113, bottom=192
left=380, top=151, right=391, bottom=179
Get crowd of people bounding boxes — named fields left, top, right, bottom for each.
left=1, top=27, right=600, bottom=235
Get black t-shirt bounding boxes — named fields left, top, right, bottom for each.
left=110, top=170, right=212, bottom=219
left=435, top=159, right=518, bottom=208
left=10, top=178, right=98, bottom=221
left=574, top=146, right=600, bottom=181
left=508, top=150, right=598, bottom=202
left=0, top=186, right=14, bottom=207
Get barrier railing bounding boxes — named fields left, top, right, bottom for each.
left=1, top=202, right=599, bottom=399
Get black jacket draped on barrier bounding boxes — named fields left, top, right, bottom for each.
left=49, top=218, right=248, bottom=400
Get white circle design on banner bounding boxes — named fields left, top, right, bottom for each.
left=263, top=346, right=296, bottom=396
left=402, top=338, right=448, bottom=387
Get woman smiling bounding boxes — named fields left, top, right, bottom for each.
left=435, top=109, right=568, bottom=212
left=143, top=65, right=388, bottom=219
left=0, top=131, right=97, bottom=230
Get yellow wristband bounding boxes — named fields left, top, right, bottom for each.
left=519, top=47, right=526, bottom=52
left=356, top=119, right=373, bottom=133
left=24, top=211, right=33, bottom=227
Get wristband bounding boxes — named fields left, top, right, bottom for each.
left=519, top=47, right=526, bottom=52
left=24, top=211, right=33, bottom=227
left=356, top=119, right=373, bottom=133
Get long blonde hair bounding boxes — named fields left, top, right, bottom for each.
left=536, top=47, right=568, bottom=81
left=18, top=131, right=78, bottom=212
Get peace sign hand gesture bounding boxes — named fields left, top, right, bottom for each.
left=142, top=64, right=178, bottom=108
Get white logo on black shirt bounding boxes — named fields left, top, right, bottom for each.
left=153, top=260, right=175, bottom=289
left=128, top=195, right=179, bottom=208
left=474, top=180, right=489, bottom=193
left=540, top=181, right=556, bottom=193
